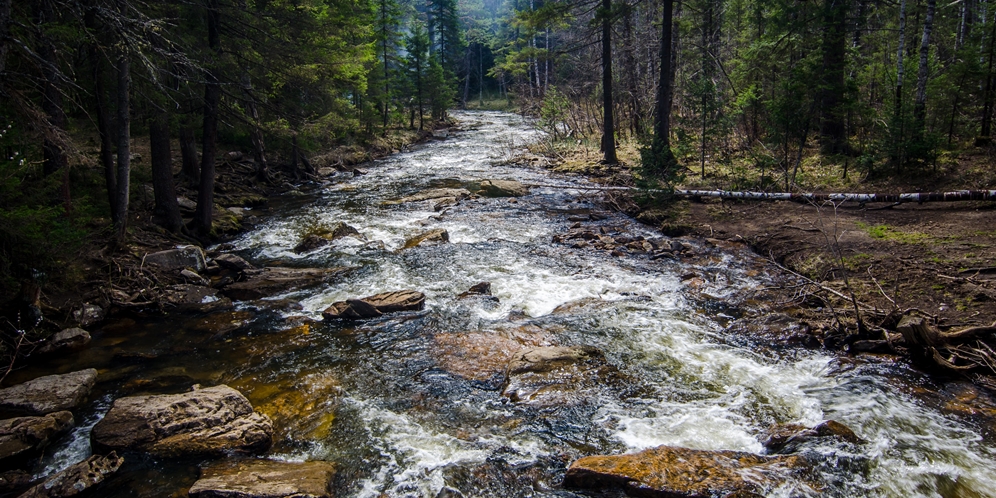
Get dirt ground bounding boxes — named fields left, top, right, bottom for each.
left=680, top=197, right=996, bottom=331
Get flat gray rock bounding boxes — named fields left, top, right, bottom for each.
left=91, top=385, right=272, bottom=457
left=36, top=328, right=91, bottom=356
left=0, top=369, right=97, bottom=416
left=144, top=246, right=206, bottom=271
left=188, top=460, right=336, bottom=498
left=17, top=452, right=123, bottom=498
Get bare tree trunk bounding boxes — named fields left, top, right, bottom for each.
left=179, top=126, right=199, bottom=183
left=195, top=0, right=221, bottom=236
left=981, top=7, right=996, bottom=139
left=35, top=1, right=68, bottom=180
left=622, top=3, right=641, bottom=135
left=86, top=6, right=118, bottom=221
left=654, top=0, right=675, bottom=149
left=149, top=112, right=182, bottom=233
left=913, top=0, right=936, bottom=136
left=114, top=0, right=130, bottom=244
left=819, top=0, right=848, bottom=155
left=892, top=0, right=907, bottom=167
left=601, top=0, right=617, bottom=164
left=243, top=89, right=269, bottom=182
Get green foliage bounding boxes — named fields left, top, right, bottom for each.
left=637, top=137, right=684, bottom=205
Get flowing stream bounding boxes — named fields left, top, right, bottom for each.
left=22, top=111, right=996, bottom=497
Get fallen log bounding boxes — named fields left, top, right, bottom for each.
left=896, top=315, right=996, bottom=374
left=521, top=184, right=996, bottom=204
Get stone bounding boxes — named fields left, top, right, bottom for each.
left=165, top=284, right=232, bottom=313
left=17, top=452, right=124, bottom=498
left=0, top=411, right=73, bottom=467
left=144, top=246, right=206, bottom=272
left=563, top=445, right=810, bottom=498
left=222, top=267, right=352, bottom=301
left=322, top=290, right=426, bottom=320
left=502, top=346, right=622, bottom=405
left=293, top=235, right=330, bottom=254
left=35, top=328, right=91, bottom=356
left=188, top=460, right=336, bottom=498
left=181, top=269, right=210, bottom=286
left=177, top=196, right=197, bottom=212
left=403, top=228, right=449, bottom=249
left=387, top=188, right=472, bottom=205
left=232, top=373, right=341, bottom=442
left=214, top=253, right=255, bottom=271
left=433, top=326, right=554, bottom=382
left=433, top=197, right=459, bottom=211
left=762, top=420, right=864, bottom=454
left=0, top=369, right=97, bottom=417
left=0, top=470, right=31, bottom=495
left=478, top=179, right=528, bottom=197
left=457, top=282, right=492, bottom=299
left=90, top=385, right=272, bottom=457
left=71, top=303, right=104, bottom=327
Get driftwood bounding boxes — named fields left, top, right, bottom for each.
left=897, top=316, right=996, bottom=374
left=522, top=184, right=996, bottom=204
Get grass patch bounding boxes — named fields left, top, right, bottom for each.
left=855, top=222, right=933, bottom=244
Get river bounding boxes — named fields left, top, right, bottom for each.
left=22, top=111, right=996, bottom=497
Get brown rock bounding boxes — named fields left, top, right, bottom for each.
left=91, top=385, right=272, bottom=457
left=293, top=235, right=330, bottom=254
left=502, top=346, right=621, bottom=405
left=214, top=253, right=255, bottom=271
left=188, top=460, right=336, bottom=498
left=36, top=328, right=91, bottom=356
left=17, top=452, right=123, bottom=498
left=403, top=228, right=449, bottom=249
left=433, top=326, right=554, bottom=382
left=0, top=412, right=73, bottom=467
left=388, top=188, right=472, bottom=205
left=564, top=445, right=810, bottom=497
left=0, top=470, right=31, bottom=495
left=478, top=179, right=528, bottom=197
left=223, top=267, right=352, bottom=301
left=0, top=369, right=97, bottom=417
left=762, top=420, right=864, bottom=454
left=322, top=290, right=425, bottom=320
left=457, top=282, right=492, bottom=299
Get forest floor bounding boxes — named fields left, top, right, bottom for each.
left=534, top=137, right=996, bottom=396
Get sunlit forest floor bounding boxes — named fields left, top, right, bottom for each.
left=534, top=135, right=996, bottom=340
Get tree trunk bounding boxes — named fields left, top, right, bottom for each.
left=381, top=0, right=390, bottom=133
left=35, top=0, right=68, bottom=180
left=0, top=0, right=10, bottom=78
left=179, top=126, right=199, bottom=183
left=114, top=0, right=130, bottom=244
left=913, top=0, right=936, bottom=136
left=243, top=90, right=269, bottom=182
left=892, top=0, right=907, bottom=167
left=601, top=0, right=617, bottom=164
left=820, top=0, right=848, bottom=155
left=149, top=112, right=182, bottom=234
left=980, top=7, right=996, bottom=138
left=87, top=9, right=118, bottom=222
left=654, top=0, right=675, bottom=149
left=195, top=0, right=221, bottom=236
left=622, top=4, right=641, bottom=135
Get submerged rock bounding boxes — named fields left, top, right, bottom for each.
left=91, top=385, right=272, bottom=457
left=0, top=411, right=73, bottom=468
left=0, top=369, right=97, bottom=417
left=188, top=459, right=336, bottom=498
left=457, top=282, right=492, bottom=299
left=17, top=452, right=123, bottom=498
left=762, top=420, right=864, bottom=454
left=35, top=328, right=91, bottom=356
left=478, top=179, right=528, bottom=197
left=222, top=267, right=352, bottom=301
left=564, top=445, right=811, bottom=497
left=433, top=326, right=554, bottom=382
left=322, top=290, right=426, bottom=320
left=403, top=228, right=449, bottom=249
left=144, top=246, right=206, bottom=272
left=502, top=346, right=622, bottom=405
left=165, top=284, right=233, bottom=313
left=387, top=188, right=472, bottom=205
left=293, top=222, right=361, bottom=254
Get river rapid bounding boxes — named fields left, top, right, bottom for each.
left=20, top=111, right=996, bottom=497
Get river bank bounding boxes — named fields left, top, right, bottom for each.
left=3, top=111, right=996, bottom=497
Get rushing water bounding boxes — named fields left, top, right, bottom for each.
left=19, top=111, right=996, bottom=497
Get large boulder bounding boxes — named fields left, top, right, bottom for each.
left=222, top=267, right=352, bottom=301
left=35, top=328, right=91, bottom=356
left=432, top=326, right=554, bottom=383
left=563, top=445, right=811, bottom=498
left=502, top=346, right=622, bottom=406
left=322, top=290, right=426, bottom=320
left=0, top=369, right=97, bottom=417
left=17, top=452, right=124, bottom=498
left=188, top=460, right=336, bottom=498
left=90, top=385, right=272, bottom=457
left=144, top=246, right=206, bottom=272
left=402, top=229, right=449, bottom=249
left=478, top=179, right=528, bottom=197
left=0, top=411, right=73, bottom=468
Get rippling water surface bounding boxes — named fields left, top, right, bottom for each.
left=26, top=111, right=996, bottom=497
